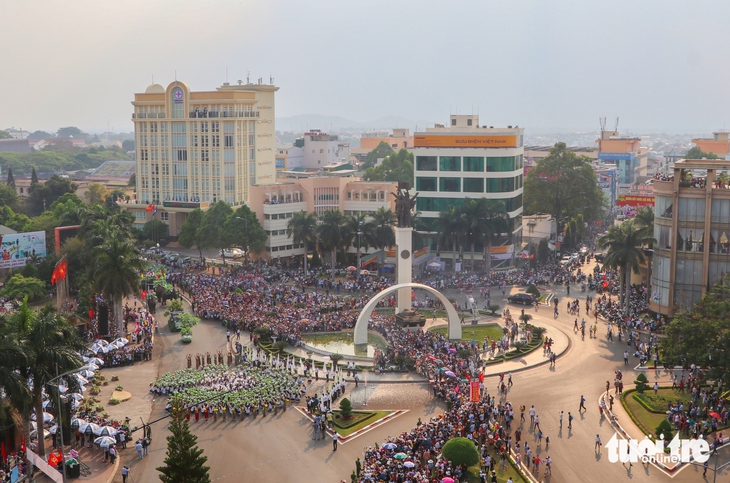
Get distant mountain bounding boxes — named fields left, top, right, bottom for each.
left=275, top=114, right=428, bottom=132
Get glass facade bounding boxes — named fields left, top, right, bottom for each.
left=416, top=177, right=437, bottom=191
left=439, top=156, right=461, bottom=171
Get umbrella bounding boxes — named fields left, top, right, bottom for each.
left=361, top=270, right=370, bottom=276
left=394, top=453, right=407, bottom=460
left=79, top=422, right=100, bottom=434
left=96, top=426, right=118, bottom=437
left=382, top=443, right=397, bottom=450
left=70, top=417, right=86, bottom=427
left=49, top=425, right=59, bottom=435
left=443, top=371, right=456, bottom=378
left=94, top=436, right=116, bottom=448
left=31, top=412, right=55, bottom=423
left=442, top=478, right=455, bottom=483
left=87, top=363, right=100, bottom=371
left=30, top=429, right=51, bottom=440
left=403, top=461, right=415, bottom=468
left=69, top=394, right=85, bottom=402
left=709, top=411, right=721, bottom=419
left=97, top=340, right=109, bottom=347
left=346, top=266, right=357, bottom=271
left=428, top=261, right=442, bottom=268
left=434, top=359, right=444, bottom=365
left=301, top=318, right=309, bottom=323
left=80, top=370, right=96, bottom=379
left=448, top=348, right=457, bottom=354
left=113, top=337, right=129, bottom=345
left=89, top=357, right=104, bottom=366
left=75, top=375, right=89, bottom=385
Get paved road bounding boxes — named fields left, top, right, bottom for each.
left=125, top=265, right=729, bottom=483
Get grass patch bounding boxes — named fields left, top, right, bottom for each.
left=633, top=388, right=693, bottom=413
left=466, top=459, right=528, bottom=483
left=622, top=389, right=670, bottom=439
left=331, top=410, right=392, bottom=437
left=431, top=324, right=505, bottom=343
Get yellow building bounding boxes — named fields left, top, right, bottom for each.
left=128, top=80, right=278, bottom=236
left=691, top=131, right=730, bottom=156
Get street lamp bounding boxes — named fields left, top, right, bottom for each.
left=49, top=365, right=91, bottom=483
left=356, top=221, right=363, bottom=283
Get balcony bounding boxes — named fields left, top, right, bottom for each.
left=188, top=110, right=260, bottom=119
left=132, top=112, right=166, bottom=119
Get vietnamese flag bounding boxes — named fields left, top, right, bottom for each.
left=1, top=441, right=6, bottom=462
left=58, top=258, right=68, bottom=280
left=141, top=290, right=146, bottom=300
left=20, top=436, right=26, bottom=453
left=51, top=268, right=58, bottom=286
left=146, top=204, right=155, bottom=212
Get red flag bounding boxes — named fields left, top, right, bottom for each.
left=1, top=441, right=6, bottom=462
left=478, top=373, right=484, bottom=382
left=146, top=204, right=155, bottom=212
left=141, top=290, right=146, bottom=301
left=89, top=308, right=95, bottom=320
left=58, top=258, right=68, bottom=280
left=20, top=436, right=26, bottom=453
left=51, top=268, right=58, bottom=286
left=48, top=449, right=61, bottom=467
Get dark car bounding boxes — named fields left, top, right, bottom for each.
left=507, top=293, right=535, bottom=305
left=594, top=253, right=605, bottom=263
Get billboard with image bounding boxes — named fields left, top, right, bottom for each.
left=0, top=231, right=47, bottom=269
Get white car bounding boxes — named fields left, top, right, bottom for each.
left=219, top=248, right=245, bottom=259
left=560, top=255, right=573, bottom=265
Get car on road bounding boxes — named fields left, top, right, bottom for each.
left=594, top=253, right=605, bottom=262
left=560, top=255, right=573, bottom=265
left=219, top=248, right=245, bottom=259
left=507, top=293, right=535, bottom=305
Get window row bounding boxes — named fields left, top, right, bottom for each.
left=264, top=212, right=294, bottom=220
left=415, top=155, right=523, bottom=173
left=416, top=194, right=522, bottom=212
left=266, top=243, right=303, bottom=252
left=416, top=176, right=522, bottom=193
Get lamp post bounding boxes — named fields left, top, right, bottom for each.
left=356, top=221, right=363, bottom=283
left=50, top=365, right=91, bottom=483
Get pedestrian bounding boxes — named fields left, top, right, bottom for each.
left=109, top=445, right=117, bottom=464
left=568, top=412, right=573, bottom=429
left=579, top=395, right=586, bottom=411
left=135, top=439, right=143, bottom=459
left=121, top=465, right=130, bottom=483
left=703, top=460, right=708, bottom=477
left=595, top=434, right=602, bottom=452
left=332, top=433, right=338, bottom=451
left=142, top=437, right=149, bottom=455
left=559, top=411, right=563, bottom=429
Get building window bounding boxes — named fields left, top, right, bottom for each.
left=439, top=177, right=461, bottom=192
left=439, top=157, right=461, bottom=172
left=416, top=156, right=438, bottom=171
left=451, top=118, right=456, bottom=126
left=463, top=157, right=484, bottom=172
left=467, top=119, right=472, bottom=126
left=677, top=198, right=705, bottom=222
left=463, top=178, right=484, bottom=193
left=160, top=212, right=169, bottom=221
left=486, top=156, right=515, bottom=172
left=486, top=178, right=515, bottom=193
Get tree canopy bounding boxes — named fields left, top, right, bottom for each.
left=178, top=209, right=205, bottom=260
left=0, top=275, right=46, bottom=301
left=157, top=394, right=211, bottom=483
left=363, top=148, right=414, bottom=183
left=56, top=126, right=83, bottom=138
left=362, top=141, right=395, bottom=169
left=0, top=131, right=12, bottom=140
left=685, top=146, right=719, bottom=160
left=84, top=182, right=108, bottom=205
left=441, top=437, right=480, bottom=467
left=523, top=143, right=605, bottom=223
left=27, top=175, right=78, bottom=215
left=661, top=279, right=730, bottom=385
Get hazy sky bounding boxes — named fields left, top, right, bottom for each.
left=2, top=0, right=729, bottom=134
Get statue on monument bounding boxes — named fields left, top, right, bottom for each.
left=392, top=181, right=418, bottom=228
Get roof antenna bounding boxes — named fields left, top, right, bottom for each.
left=247, top=71, right=250, bottom=84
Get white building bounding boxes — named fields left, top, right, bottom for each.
left=294, top=130, right=350, bottom=170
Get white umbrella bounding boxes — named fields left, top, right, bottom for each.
left=97, top=339, right=109, bottom=347
left=89, top=357, right=104, bottom=366
left=94, top=436, right=116, bottom=448
left=96, top=426, right=117, bottom=437
left=79, top=422, right=100, bottom=434
left=80, top=370, right=96, bottom=379
left=49, top=425, right=59, bottom=435
left=31, top=412, right=54, bottom=423
left=71, top=417, right=86, bottom=427
left=82, top=356, right=90, bottom=363
left=42, top=400, right=53, bottom=409
left=30, top=429, right=51, bottom=440
left=29, top=421, right=37, bottom=430
left=75, top=375, right=89, bottom=386
left=69, top=394, right=85, bottom=402
left=86, top=363, right=99, bottom=371
left=113, top=337, right=129, bottom=345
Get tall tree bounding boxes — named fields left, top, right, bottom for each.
left=90, top=237, right=145, bottom=335
left=28, top=174, right=78, bottom=215
left=31, top=167, right=39, bottom=185
left=363, top=149, right=414, bottom=183
left=0, top=183, right=19, bottom=211
left=56, top=126, right=83, bottom=138
left=6, top=166, right=15, bottom=188
left=287, top=211, right=318, bottom=275
left=685, top=146, right=719, bottom=160
left=0, top=131, right=12, bottom=140
left=196, top=201, right=233, bottom=264
left=84, top=182, right=108, bottom=205
left=223, top=205, right=267, bottom=256
left=523, top=142, right=605, bottom=223
left=362, top=141, right=395, bottom=169
left=598, top=220, right=655, bottom=314
left=157, top=394, right=211, bottom=483
left=28, top=130, right=54, bottom=140
left=316, top=210, right=346, bottom=277
left=439, top=206, right=462, bottom=271
left=461, top=198, right=509, bottom=272
left=178, top=209, right=205, bottom=261
left=368, top=207, right=395, bottom=274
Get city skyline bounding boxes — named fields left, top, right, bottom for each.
left=2, top=0, right=730, bottom=134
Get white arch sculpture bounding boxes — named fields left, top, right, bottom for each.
left=354, top=282, right=462, bottom=345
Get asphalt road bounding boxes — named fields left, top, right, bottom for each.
left=129, top=263, right=730, bottom=483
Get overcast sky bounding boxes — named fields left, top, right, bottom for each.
left=1, top=0, right=729, bottom=135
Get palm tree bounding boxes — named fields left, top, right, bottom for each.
left=439, top=206, right=462, bottom=272
left=7, top=302, right=84, bottom=458
left=598, top=220, right=655, bottom=314
left=633, top=206, right=655, bottom=239
left=90, top=237, right=145, bottom=335
left=0, top=308, right=30, bottom=450
left=316, top=210, right=346, bottom=278
left=369, top=207, right=396, bottom=275
left=479, top=199, right=510, bottom=273
left=287, top=211, right=318, bottom=276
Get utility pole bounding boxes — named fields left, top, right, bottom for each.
left=356, top=221, right=363, bottom=283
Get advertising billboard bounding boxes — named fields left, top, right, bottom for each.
left=0, top=231, right=47, bottom=269
left=414, top=135, right=518, bottom=148
left=617, top=195, right=655, bottom=207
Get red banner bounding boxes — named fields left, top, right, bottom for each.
left=470, top=381, right=480, bottom=402
left=617, top=195, right=655, bottom=207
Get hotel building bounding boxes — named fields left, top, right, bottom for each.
left=128, top=80, right=278, bottom=235
left=412, top=115, right=524, bottom=267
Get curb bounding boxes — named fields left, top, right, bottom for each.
left=295, top=407, right=407, bottom=444
left=105, top=455, right=120, bottom=483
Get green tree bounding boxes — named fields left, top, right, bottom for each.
left=0, top=275, right=46, bottom=301
left=524, top=142, right=605, bottom=223
left=634, top=373, right=649, bottom=393
left=128, top=172, right=136, bottom=187
left=223, top=205, right=267, bottom=255
left=458, top=198, right=509, bottom=272
left=30, top=167, right=38, bottom=184
left=27, top=131, right=53, bottom=140
left=6, top=167, right=15, bottom=188
left=142, top=219, right=169, bottom=243
left=0, top=183, right=19, bottom=211
left=0, top=131, right=12, bottom=140
left=196, top=201, right=233, bottom=263
left=368, top=207, right=396, bottom=274
left=287, top=211, right=318, bottom=275
left=84, top=182, right=108, bottom=205
left=56, top=126, right=83, bottom=138
left=339, top=397, right=353, bottom=419
left=537, top=238, right=550, bottom=264
left=685, top=146, right=719, bottom=160
left=362, top=141, right=395, bottom=169
left=439, top=206, right=462, bottom=271
left=122, top=139, right=135, bottom=151
left=28, top=174, right=78, bottom=215
left=178, top=209, right=205, bottom=261
left=633, top=206, right=654, bottom=239
left=317, top=210, right=346, bottom=277
left=441, top=437, right=480, bottom=467
left=363, top=148, right=414, bottom=183
left=90, top=237, right=145, bottom=335
left=157, top=394, right=211, bottom=483
left=598, top=220, right=655, bottom=314
left=661, top=279, right=730, bottom=385
left=0, top=205, right=30, bottom=232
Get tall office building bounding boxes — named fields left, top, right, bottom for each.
left=130, top=80, right=278, bottom=235
left=412, top=115, right=524, bottom=268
